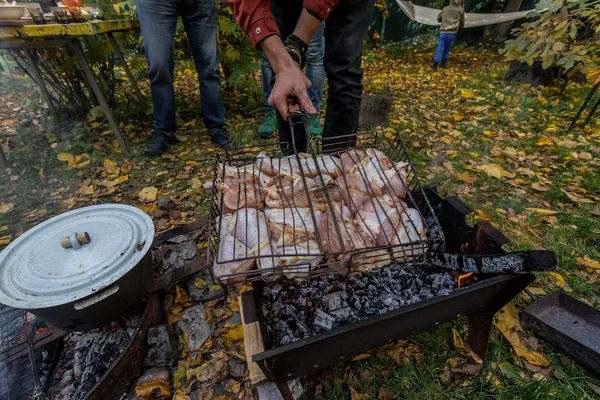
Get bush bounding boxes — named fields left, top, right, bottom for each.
left=502, top=0, right=600, bottom=81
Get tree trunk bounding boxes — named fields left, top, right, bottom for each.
left=358, top=92, right=394, bottom=127
left=492, top=0, right=525, bottom=39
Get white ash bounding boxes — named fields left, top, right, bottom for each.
left=261, top=263, right=458, bottom=347
left=47, top=311, right=142, bottom=400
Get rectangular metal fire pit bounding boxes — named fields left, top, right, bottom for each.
left=241, top=187, right=538, bottom=398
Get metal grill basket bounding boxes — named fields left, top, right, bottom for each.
left=208, top=129, right=444, bottom=284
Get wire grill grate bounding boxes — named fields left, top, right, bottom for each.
left=207, top=130, right=445, bottom=284
left=0, top=305, right=39, bottom=400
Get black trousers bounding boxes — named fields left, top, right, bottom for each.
left=269, top=0, right=375, bottom=155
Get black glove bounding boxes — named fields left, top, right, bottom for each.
left=284, top=34, right=308, bottom=69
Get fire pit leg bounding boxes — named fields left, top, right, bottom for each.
left=466, top=310, right=494, bottom=360
left=274, top=380, right=295, bottom=400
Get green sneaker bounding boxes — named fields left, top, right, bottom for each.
left=307, top=114, right=323, bottom=137
left=258, top=109, right=277, bottom=138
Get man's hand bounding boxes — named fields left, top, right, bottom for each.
left=261, top=35, right=316, bottom=119
left=268, top=64, right=315, bottom=119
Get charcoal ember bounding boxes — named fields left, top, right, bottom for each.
left=322, top=291, right=346, bottom=311
left=71, top=330, right=130, bottom=400
left=314, top=309, right=335, bottom=331
left=261, top=263, right=461, bottom=346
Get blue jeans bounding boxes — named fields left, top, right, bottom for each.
left=434, top=33, right=456, bottom=64
left=261, top=22, right=325, bottom=112
left=137, top=0, right=224, bottom=138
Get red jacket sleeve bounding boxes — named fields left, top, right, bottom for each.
left=303, top=0, right=339, bottom=20
left=226, top=0, right=280, bottom=47
left=226, top=0, right=340, bottom=47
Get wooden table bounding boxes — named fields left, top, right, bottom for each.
left=0, top=19, right=144, bottom=157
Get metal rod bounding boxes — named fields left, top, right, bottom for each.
left=106, top=32, right=147, bottom=110
left=582, top=93, right=600, bottom=130
left=69, top=40, right=130, bottom=157
left=0, top=145, right=7, bottom=170
left=24, top=49, right=58, bottom=120
left=567, top=82, right=599, bottom=133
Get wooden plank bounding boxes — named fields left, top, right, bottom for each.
left=151, top=258, right=207, bottom=293
left=240, top=291, right=266, bottom=385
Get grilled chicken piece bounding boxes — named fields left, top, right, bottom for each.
left=218, top=164, right=268, bottom=214
left=265, top=208, right=324, bottom=247
left=340, top=149, right=367, bottom=174
left=303, top=155, right=343, bottom=179
left=255, top=152, right=312, bottom=177
left=214, top=234, right=255, bottom=283
left=264, top=174, right=337, bottom=211
left=390, top=208, right=428, bottom=261
left=354, top=195, right=411, bottom=246
left=229, top=208, right=274, bottom=271
left=272, top=240, right=324, bottom=280
left=342, top=149, right=409, bottom=199
left=214, top=215, right=255, bottom=283
left=335, top=173, right=371, bottom=214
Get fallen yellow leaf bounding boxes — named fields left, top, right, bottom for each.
left=194, top=278, right=207, bottom=289
left=79, top=184, right=95, bottom=195
left=482, top=130, right=494, bottom=137
left=531, top=182, right=551, bottom=192
left=223, top=325, right=243, bottom=342
left=190, top=177, right=202, bottom=189
left=97, top=175, right=129, bottom=188
left=352, top=353, right=371, bottom=361
left=548, top=271, right=571, bottom=292
left=476, top=164, right=514, bottom=179
left=103, top=159, right=117, bottom=168
left=491, top=146, right=503, bottom=156
left=0, top=235, right=12, bottom=245
left=57, top=152, right=75, bottom=162
left=454, top=172, right=479, bottom=183
left=172, top=390, right=190, bottom=400
left=561, top=189, right=593, bottom=204
left=461, top=90, right=474, bottom=98
left=71, top=154, right=91, bottom=169
left=576, top=256, right=600, bottom=272
left=440, top=136, right=453, bottom=144
left=0, top=226, right=7, bottom=232
left=536, top=136, right=553, bottom=146
left=0, top=204, right=14, bottom=214
left=494, top=304, right=550, bottom=367
left=138, top=186, right=158, bottom=202
left=455, top=172, right=478, bottom=184
left=135, top=379, right=171, bottom=398
left=453, top=112, right=464, bottom=122
left=525, top=208, right=558, bottom=216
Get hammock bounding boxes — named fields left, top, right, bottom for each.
left=396, top=0, right=536, bottom=28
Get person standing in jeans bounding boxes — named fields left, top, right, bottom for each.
left=227, top=0, right=374, bottom=154
left=259, top=22, right=325, bottom=138
left=433, top=0, right=464, bottom=70
left=137, top=0, right=230, bottom=156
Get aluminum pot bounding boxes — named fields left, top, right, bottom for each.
left=0, top=204, right=155, bottom=332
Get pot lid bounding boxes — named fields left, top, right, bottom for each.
left=0, top=204, right=154, bottom=309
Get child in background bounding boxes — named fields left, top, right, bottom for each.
left=433, top=0, right=465, bottom=70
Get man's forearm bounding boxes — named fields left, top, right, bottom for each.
left=292, top=9, right=322, bottom=44
left=261, top=35, right=297, bottom=75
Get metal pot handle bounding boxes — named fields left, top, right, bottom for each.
left=74, top=284, right=120, bottom=310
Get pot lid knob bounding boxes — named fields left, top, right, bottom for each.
left=60, top=232, right=91, bottom=249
